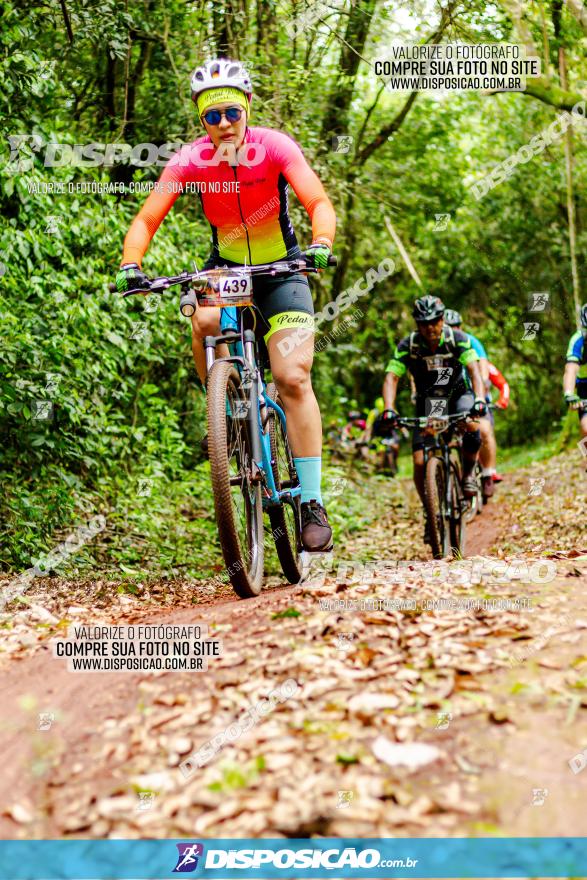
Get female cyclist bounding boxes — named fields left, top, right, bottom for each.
left=115, top=58, right=336, bottom=551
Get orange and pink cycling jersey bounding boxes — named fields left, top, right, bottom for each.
left=122, top=127, right=336, bottom=267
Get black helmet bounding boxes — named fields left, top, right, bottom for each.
left=412, top=295, right=445, bottom=322
left=444, top=309, right=462, bottom=326
left=581, top=302, right=587, bottom=329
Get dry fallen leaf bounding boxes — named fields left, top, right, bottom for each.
left=371, top=736, right=444, bottom=770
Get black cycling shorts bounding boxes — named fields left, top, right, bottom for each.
left=202, top=248, right=314, bottom=343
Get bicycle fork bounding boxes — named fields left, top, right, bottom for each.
left=242, top=330, right=264, bottom=476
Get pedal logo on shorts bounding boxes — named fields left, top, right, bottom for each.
left=173, top=843, right=204, bottom=873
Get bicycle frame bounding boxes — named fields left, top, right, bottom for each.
left=398, top=414, right=471, bottom=520
left=423, top=426, right=465, bottom=519
left=204, top=304, right=300, bottom=509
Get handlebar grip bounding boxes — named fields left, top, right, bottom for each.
left=327, top=254, right=338, bottom=266
left=180, top=289, right=197, bottom=317
left=108, top=283, right=116, bottom=292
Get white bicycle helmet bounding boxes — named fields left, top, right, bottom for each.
left=190, top=58, right=253, bottom=103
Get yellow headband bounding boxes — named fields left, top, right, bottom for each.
left=197, top=87, right=249, bottom=117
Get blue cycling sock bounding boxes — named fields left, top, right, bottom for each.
left=294, top=456, right=323, bottom=505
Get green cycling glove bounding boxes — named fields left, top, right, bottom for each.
left=116, top=263, right=150, bottom=294
left=305, top=243, right=331, bottom=269
left=565, top=391, right=581, bottom=408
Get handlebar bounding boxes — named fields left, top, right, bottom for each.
left=395, top=404, right=496, bottom=430
left=108, top=253, right=338, bottom=295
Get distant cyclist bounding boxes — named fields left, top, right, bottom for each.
left=563, top=303, right=587, bottom=462
left=368, top=396, right=401, bottom=475
left=487, top=361, right=510, bottom=481
left=381, top=296, right=486, bottom=543
left=115, top=58, right=336, bottom=551
left=443, top=309, right=507, bottom=497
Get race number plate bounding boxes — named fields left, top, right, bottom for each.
left=199, top=270, right=253, bottom=307
left=218, top=273, right=251, bottom=299
left=426, top=417, right=449, bottom=433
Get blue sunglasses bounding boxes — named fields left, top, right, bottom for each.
left=201, top=106, right=244, bottom=126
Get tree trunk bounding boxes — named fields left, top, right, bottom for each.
left=319, top=0, right=378, bottom=150
left=559, top=47, right=581, bottom=323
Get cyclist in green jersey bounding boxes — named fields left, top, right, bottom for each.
left=380, top=296, right=486, bottom=541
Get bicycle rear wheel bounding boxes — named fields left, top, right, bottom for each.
left=265, top=383, right=302, bottom=583
left=207, top=361, right=264, bottom=598
left=424, top=455, right=447, bottom=560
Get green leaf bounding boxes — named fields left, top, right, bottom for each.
left=271, top=607, right=301, bottom=619
left=336, top=753, right=359, bottom=765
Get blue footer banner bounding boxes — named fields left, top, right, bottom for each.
left=0, top=838, right=586, bottom=878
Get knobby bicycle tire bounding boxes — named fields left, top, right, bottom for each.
left=207, top=361, right=264, bottom=598
left=425, top=455, right=446, bottom=560
left=265, top=383, right=303, bottom=584
left=448, top=458, right=467, bottom=558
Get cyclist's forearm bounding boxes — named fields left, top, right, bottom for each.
left=283, top=147, right=336, bottom=247
left=301, top=197, right=335, bottom=250
left=383, top=372, right=399, bottom=410
left=122, top=217, right=152, bottom=266
left=122, top=183, right=181, bottom=265
left=563, top=362, right=579, bottom=394
left=467, top=361, right=485, bottom=399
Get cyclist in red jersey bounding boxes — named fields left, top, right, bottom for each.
left=116, top=59, right=336, bottom=552
left=487, top=362, right=509, bottom=482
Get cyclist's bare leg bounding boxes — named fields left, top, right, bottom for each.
left=479, top=417, right=497, bottom=470
left=267, top=329, right=321, bottom=456
left=462, top=419, right=481, bottom=475
left=190, top=306, right=228, bottom=384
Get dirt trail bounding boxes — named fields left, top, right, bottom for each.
left=1, top=457, right=586, bottom=839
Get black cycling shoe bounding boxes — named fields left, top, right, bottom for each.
left=301, top=501, right=333, bottom=552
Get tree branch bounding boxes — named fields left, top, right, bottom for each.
left=499, top=0, right=586, bottom=109
left=355, top=91, right=419, bottom=165
left=59, top=0, right=74, bottom=44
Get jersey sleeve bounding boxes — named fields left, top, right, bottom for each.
left=385, top=337, right=409, bottom=376
left=488, top=362, right=510, bottom=404
left=454, top=329, right=479, bottom=366
left=566, top=330, right=584, bottom=363
left=468, top=333, right=488, bottom=360
left=121, top=144, right=204, bottom=266
left=267, top=131, right=336, bottom=249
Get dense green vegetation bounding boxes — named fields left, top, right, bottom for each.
left=1, top=0, right=584, bottom=574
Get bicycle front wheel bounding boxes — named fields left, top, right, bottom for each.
left=424, top=455, right=447, bottom=560
left=448, top=459, right=466, bottom=558
left=207, top=361, right=264, bottom=598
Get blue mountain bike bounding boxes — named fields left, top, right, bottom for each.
left=119, top=253, right=335, bottom=598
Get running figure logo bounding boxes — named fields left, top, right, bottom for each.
left=173, top=843, right=204, bottom=873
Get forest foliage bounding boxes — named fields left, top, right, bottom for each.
left=0, top=0, right=585, bottom=572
